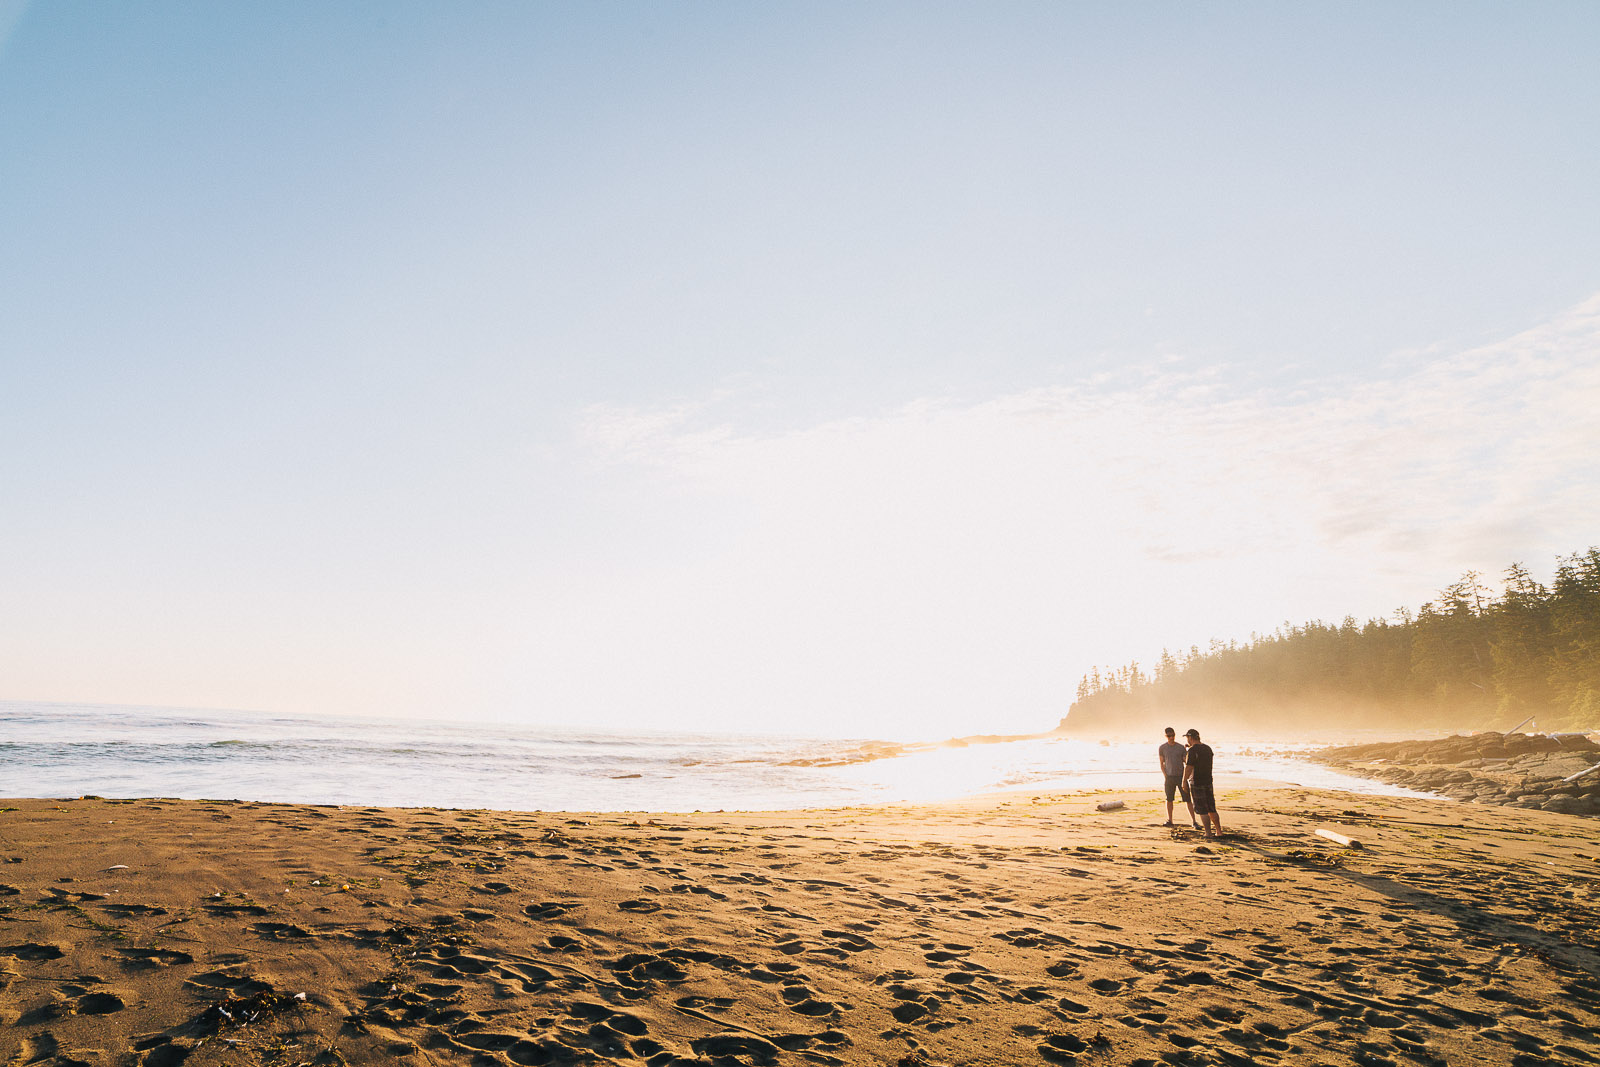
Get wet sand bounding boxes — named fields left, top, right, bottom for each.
left=2, top=786, right=1598, bottom=1066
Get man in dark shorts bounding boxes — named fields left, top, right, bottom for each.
left=1183, top=728, right=1222, bottom=839
left=1158, top=727, right=1198, bottom=828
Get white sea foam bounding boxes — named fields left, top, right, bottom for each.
left=0, top=702, right=1443, bottom=812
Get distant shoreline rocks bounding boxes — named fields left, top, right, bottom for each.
left=1311, top=730, right=1600, bottom=817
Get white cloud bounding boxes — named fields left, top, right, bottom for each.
left=550, top=294, right=1600, bottom=738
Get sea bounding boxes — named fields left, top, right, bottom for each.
left=0, top=702, right=1442, bottom=813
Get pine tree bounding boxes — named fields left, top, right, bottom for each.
left=1488, top=563, right=1553, bottom=719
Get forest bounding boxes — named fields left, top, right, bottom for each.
left=1059, top=546, right=1600, bottom=736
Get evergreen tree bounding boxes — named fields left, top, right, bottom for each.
left=1488, top=563, right=1553, bottom=718
left=1549, top=549, right=1600, bottom=722
left=1059, top=546, right=1600, bottom=734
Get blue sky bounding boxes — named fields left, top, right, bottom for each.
left=3, top=3, right=1598, bottom=738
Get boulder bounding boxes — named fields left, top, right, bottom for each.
left=1310, top=735, right=1600, bottom=820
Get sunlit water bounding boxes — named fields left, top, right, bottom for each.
left=0, top=702, right=1443, bottom=812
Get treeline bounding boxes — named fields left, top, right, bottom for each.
left=1060, top=547, right=1600, bottom=735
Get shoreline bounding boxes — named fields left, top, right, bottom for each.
left=0, top=751, right=1438, bottom=818
left=0, top=770, right=1420, bottom=819
left=4, top=788, right=1598, bottom=1066
left=3, top=702, right=1464, bottom=815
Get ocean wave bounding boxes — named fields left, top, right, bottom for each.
left=0, top=702, right=1439, bottom=812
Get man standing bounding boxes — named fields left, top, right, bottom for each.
left=1183, top=728, right=1222, bottom=839
left=1158, top=727, right=1198, bottom=828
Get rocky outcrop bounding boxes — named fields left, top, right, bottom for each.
left=1312, top=731, right=1600, bottom=817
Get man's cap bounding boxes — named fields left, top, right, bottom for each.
left=1164, top=727, right=1175, bottom=735
left=1184, top=729, right=1200, bottom=739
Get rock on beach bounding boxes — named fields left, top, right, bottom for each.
left=1313, top=730, right=1600, bottom=815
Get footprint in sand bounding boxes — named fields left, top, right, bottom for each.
left=71, top=989, right=127, bottom=1014
left=1166, top=970, right=1216, bottom=988
left=13, top=1035, right=61, bottom=1063
left=184, top=971, right=276, bottom=998
left=996, top=927, right=1070, bottom=949
left=202, top=901, right=269, bottom=916
left=249, top=922, right=312, bottom=941
left=116, top=946, right=193, bottom=968
left=669, top=883, right=729, bottom=900
left=782, top=984, right=840, bottom=1016
left=677, top=995, right=736, bottom=1012
left=424, top=947, right=498, bottom=978
left=99, top=902, right=168, bottom=917
left=886, top=982, right=944, bottom=1024
left=1040, top=1032, right=1089, bottom=1064
left=1, top=942, right=67, bottom=961
left=774, top=1029, right=851, bottom=1056
left=891, top=1000, right=936, bottom=1023
left=42, top=887, right=109, bottom=903
left=414, top=980, right=464, bottom=998
left=570, top=1000, right=650, bottom=1033
left=617, top=899, right=662, bottom=914
left=609, top=953, right=688, bottom=989
left=691, top=1034, right=783, bottom=1067
left=134, top=1034, right=190, bottom=1067
left=452, top=1031, right=547, bottom=1057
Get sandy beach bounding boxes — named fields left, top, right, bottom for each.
left=3, top=786, right=1598, bottom=1067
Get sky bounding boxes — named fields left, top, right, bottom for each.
left=2, top=2, right=1598, bottom=740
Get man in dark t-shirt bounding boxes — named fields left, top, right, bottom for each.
left=1183, top=728, right=1222, bottom=839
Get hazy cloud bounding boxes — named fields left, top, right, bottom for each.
left=563, top=294, right=1600, bottom=735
